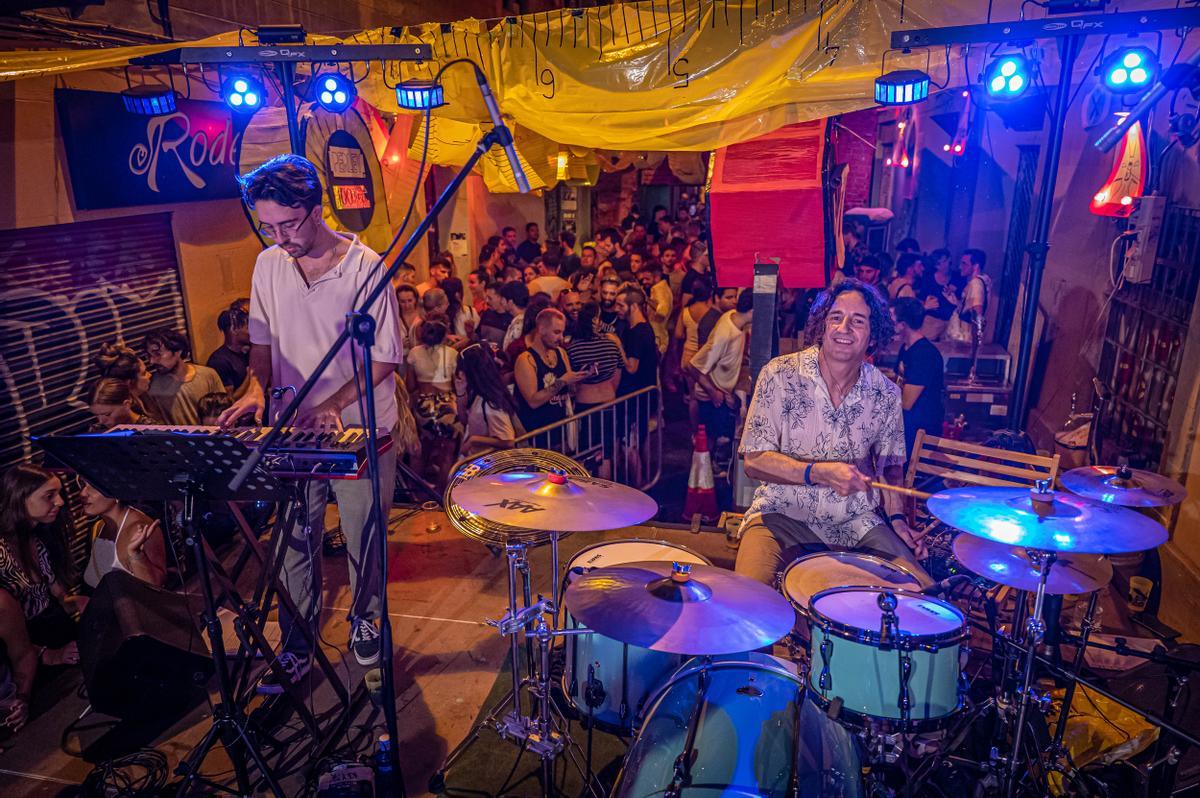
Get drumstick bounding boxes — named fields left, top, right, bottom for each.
left=869, top=480, right=932, bottom=500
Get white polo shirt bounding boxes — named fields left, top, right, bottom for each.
left=248, top=236, right=403, bottom=430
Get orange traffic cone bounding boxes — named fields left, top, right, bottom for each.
left=683, top=425, right=718, bottom=523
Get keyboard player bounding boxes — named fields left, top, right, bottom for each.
left=218, top=154, right=403, bottom=691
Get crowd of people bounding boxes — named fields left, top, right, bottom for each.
left=0, top=150, right=993, bottom=737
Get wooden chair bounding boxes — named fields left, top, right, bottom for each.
left=904, top=429, right=1061, bottom=493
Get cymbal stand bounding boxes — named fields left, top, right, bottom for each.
left=1048, top=590, right=1100, bottom=764
left=1004, top=547, right=1056, bottom=798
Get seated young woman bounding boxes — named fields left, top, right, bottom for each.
left=88, top=377, right=165, bottom=430
left=78, top=482, right=166, bottom=589
left=0, top=465, right=84, bottom=733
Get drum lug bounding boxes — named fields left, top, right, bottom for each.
left=818, top=634, right=833, bottom=692
left=898, top=641, right=914, bottom=726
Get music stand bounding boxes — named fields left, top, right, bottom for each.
left=38, top=430, right=288, bottom=797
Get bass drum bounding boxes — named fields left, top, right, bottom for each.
left=562, top=539, right=711, bottom=733
left=614, top=652, right=863, bottom=798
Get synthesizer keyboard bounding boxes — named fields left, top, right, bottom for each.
left=108, top=425, right=394, bottom=480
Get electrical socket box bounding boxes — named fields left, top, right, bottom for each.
left=1124, top=195, right=1167, bottom=284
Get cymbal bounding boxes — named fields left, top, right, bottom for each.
left=449, top=471, right=658, bottom=532
left=953, top=534, right=1113, bottom=595
left=927, top=486, right=1167, bottom=554
left=1060, top=465, right=1186, bottom=508
left=563, top=562, right=795, bottom=655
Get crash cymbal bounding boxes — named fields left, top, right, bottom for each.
left=1060, top=465, right=1186, bottom=508
left=563, top=561, right=794, bottom=655
left=953, top=534, right=1113, bottom=595
left=927, top=486, right=1167, bottom=554
left=449, top=471, right=658, bottom=532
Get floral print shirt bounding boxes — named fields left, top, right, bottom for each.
left=739, top=346, right=906, bottom=547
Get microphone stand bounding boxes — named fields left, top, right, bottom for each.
left=230, top=107, right=526, bottom=797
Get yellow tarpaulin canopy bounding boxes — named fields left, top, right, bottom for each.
left=0, top=1, right=979, bottom=191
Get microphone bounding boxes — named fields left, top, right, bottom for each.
left=921, top=574, right=973, bottom=597
left=472, top=66, right=531, bottom=193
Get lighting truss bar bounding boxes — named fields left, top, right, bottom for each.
left=891, top=7, right=1200, bottom=48
left=132, top=43, right=429, bottom=66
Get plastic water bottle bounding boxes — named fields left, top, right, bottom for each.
left=373, top=734, right=396, bottom=797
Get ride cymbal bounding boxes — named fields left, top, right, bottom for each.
left=953, top=534, right=1113, bottom=595
left=449, top=471, right=658, bottom=532
left=1060, top=465, right=1186, bottom=508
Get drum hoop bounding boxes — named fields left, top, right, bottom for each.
left=807, top=586, right=967, bottom=645
left=780, top=551, right=926, bottom=609
left=638, top=656, right=802, bottom=727
left=806, top=691, right=964, bottom=734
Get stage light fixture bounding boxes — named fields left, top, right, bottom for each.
left=314, top=73, right=356, bottom=113
left=222, top=74, right=264, bottom=112
left=1101, top=46, right=1159, bottom=93
left=395, top=80, right=446, bottom=110
left=874, top=69, right=931, bottom=106
left=984, top=54, right=1032, bottom=99
left=121, top=85, right=177, bottom=116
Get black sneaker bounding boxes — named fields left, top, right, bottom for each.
left=256, top=652, right=310, bottom=695
left=350, top=619, right=381, bottom=666
left=323, top=526, right=347, bottom=556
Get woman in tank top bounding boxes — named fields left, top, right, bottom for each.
left=78, top=482, right=166, bottom=589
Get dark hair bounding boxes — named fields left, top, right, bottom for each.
left=895, top=252, right=922, bottom=277
left=620, top=285, right=647, bottom=308
left=396, top=283, right=419, bottom=303
left=521, top=295, right=553, bottom=337
left=804, top=279, right=896, bottom=354
left=597, top=227, right=621, bottom=245
left=736, top=289, right=755, bottom=313
left=500, top=280, right=529, bottom=309
left=442, top=277, right=465, bottom=332
left=856, top=254, right=882, bottom=272
left=89, top=377, right=134, bottom=407
left=429, top=256, right=452, bottom=275
left=687, top=282, right=713, bottom=304
left=487, top=235, right=502, bottom=248
left=574, top=302, right=602, bottom=342
left=930, top=247, right=951, bottom=264
left=419, top=314, right=449, bottom=347
left=94, top=343, right=143, bottom=381
left=478, top=243, right=497, bottom=265
left=143, top=328, right=190, bottom=359
left=963, top=248, right=987, bottom=270
left=470, top=268, right=491, bottom=287
left=238, top=154, right=323, bottom=211
left=581, top=244, right=597, bottom=255
left=892, top=296, right=926, bottom=330
left=896, top=237, right=921, bottom=254
left=197, top=391, right=232, bottom=422
left=0, top=464, right=70, bottom=586
left=459, top=345, right=517, bottom=416
left=501, top=226, right=516, bottom=236
left=525, top=222, right=538, bottom=232
left=541, top=246, right=562, bottom=272
left=559, top=230, right=576, bottom=249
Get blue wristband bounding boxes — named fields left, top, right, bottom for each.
left=804, top=463, right=815, bottom=486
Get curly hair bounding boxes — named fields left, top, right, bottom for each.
left=804, top=279, right=896, bottom=354
left=237, top=154, right=323, bottom=211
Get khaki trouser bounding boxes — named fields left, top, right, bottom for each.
left=734, top=511, right=927, bottom=587
left=279, top=442, right=397, bottom=655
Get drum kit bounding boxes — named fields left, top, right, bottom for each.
left=430, top=451, right=1190, bottom=798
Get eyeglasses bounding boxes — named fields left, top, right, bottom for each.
left=257, top=212, right=313, bottom=241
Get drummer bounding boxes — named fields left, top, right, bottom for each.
left=735, top=280, right=927, bottom=586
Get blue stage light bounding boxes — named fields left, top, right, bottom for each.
left=314, top=73, right=356, bottom=113
left=1101, top=46, right=1158, bottom=94
left=984, top=54, right=1032, bottom=99
left=222, top=74, right=264, bottom=112
left=395, top=80, right=447, bottom=111
left=121, top=86, right=177, bottom=116
left=873, top=70, right=931, bottom=106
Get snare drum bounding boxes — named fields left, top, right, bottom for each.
left=614, top=652, right=863, bottom=797
left=561, top=539, right=710, bottom=732
left=782, top=551, right=927, bottom=621
left=808, top=587, right=966, bottom=732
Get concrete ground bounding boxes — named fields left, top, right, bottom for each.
left=0, top=504, right=736, bottom=797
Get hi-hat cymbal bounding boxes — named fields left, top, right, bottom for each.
left=927, top=486, right=1167, bottom=554
left=953, top=534, right=1113, bottom=595
left=563, top=562, right=795, bottom=655
left=449, top=471, right=658, bottom=532
left=1060, top=465, right=1186, bottom=508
